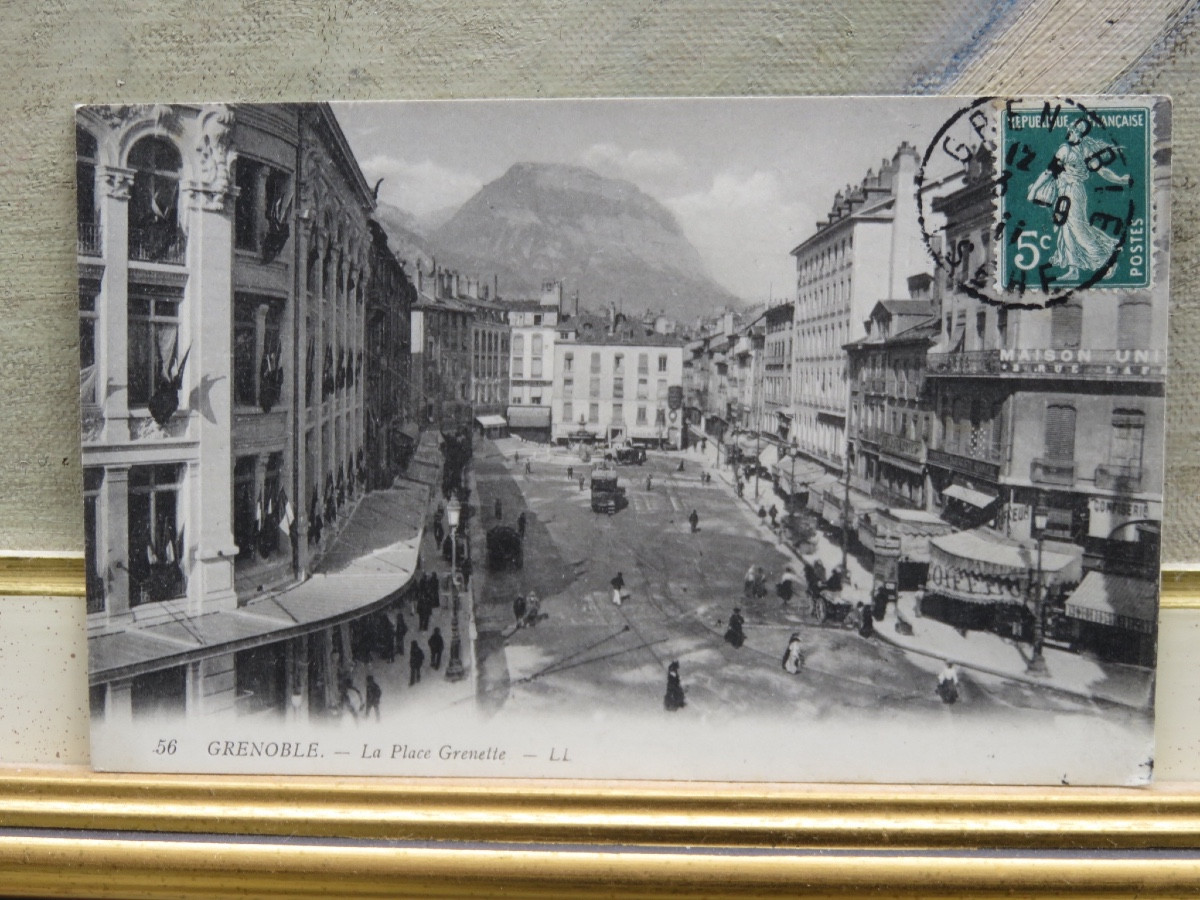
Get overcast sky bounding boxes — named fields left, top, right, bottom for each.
left=336, top=97, right=965, bottom=302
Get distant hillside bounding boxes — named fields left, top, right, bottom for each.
left=372, top=201, right=435, bottom=270
left=423, top=162, right=742, bottom=316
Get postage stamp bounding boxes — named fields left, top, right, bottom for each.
left=78, top=97, right=1167, bottom=784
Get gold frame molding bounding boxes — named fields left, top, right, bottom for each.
left=3, top=556, right=1199, bottom=897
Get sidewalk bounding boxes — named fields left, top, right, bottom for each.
left=690, top=434, right=874, bottom=602
left=876, top=592, right=1154, bottom=710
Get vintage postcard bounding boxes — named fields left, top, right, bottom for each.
left=78, top=97, right=1168, bottom=783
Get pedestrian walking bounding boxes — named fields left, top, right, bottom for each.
left=611, top=571, right=625, bottom=607
left=936, top=661, right=959, bottom=704
left=524, top=592, right=541, bottom=627
left=567, top=465, right=574, bottom=480
left=736, top=480, right=744, bottom=498
left=428, top=627, right=445, bottom=670
left=409, top=640, right=425, bottom=686
left=677, top=459, right=685, bottom=472
left=663, top=661, right=686, bottom=711
left=433, top=519, right=444, bottom=547
left=782, top=633, right=804, bottom=674
left=743, top=564, right=757, bottom=598
left=364, top=675, right=382, bottom=722
left=517, top=511, right=527, bottom=538
left=513, top=593, right=528, bottom=625
left=460, top=556, right=473, bottom=587
left=757, top=505, right=767, bottom=524
left=578, top=474, right=585, bottom=491
left=394, top=610, right=408, bottom=656
left=724, top=608, right=746, bottom=649
left=645, top=474, right=653, bottom=491
left=495, top=497, right=503, bottom=520
left=338, top=673, right=362, bottom=723
left=417, top=590, right=432, bottom=631
left=525, top=459, right=532, bottom=474
left=688, top=509, right=699, bottom=533
left=858, top=603, right=875, bottom=639
left=769, top=504, right=778, bottom=527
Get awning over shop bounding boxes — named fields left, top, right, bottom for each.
left=1065, top=571, right=1158, bottom=635
left=395, top=422, right=420, bottom=442
left=774, top=460, right=826, bottom=495
left=475, top=414, right=508, bottom=428
left=860, top=508, right=956, bottom=563
left=806, top=474, right=838, bottom=512
left=405, top=430, right=442, bottom=485
left=506, top=406, right=551, bottom=428
left=757, top=444, right=781, bottom=470
left=943, top=484, right=998, bottom=509
left=89, top=484, right=427, bottom=682
left=927, top=529, right=1083, bottom=605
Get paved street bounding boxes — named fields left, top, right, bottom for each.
left=465, top=439, right=1134, bottom=724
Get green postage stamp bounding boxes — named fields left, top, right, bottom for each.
left=1000, top=100, right=1152, bottom=295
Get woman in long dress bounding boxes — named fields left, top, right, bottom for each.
left=1026, top=118, right=1131, bottom=281
left=663, top=661, right=686, bottom=711
left=781, top=633, right=804, bottom=674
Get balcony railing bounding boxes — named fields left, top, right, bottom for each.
left=1031, top=457, right=1076, bottom=486
left=927, top=446, right=1002, bottom=481
left=77, top=221, right=102, bottom=257
left=1094, top=463, right=1144, bottom=492
left=129, top=224, right=187, bottom=265
left=879, top=432, right=924, bottom=461
left=927, top=349, right=1165, bottom=381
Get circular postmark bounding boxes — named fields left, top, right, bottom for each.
left=916, top=96, right=1143, bottom=310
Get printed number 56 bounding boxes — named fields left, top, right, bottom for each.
left=154, top=739, right=177, bottom=755
left=1014, top=231, right=1053, bottom=271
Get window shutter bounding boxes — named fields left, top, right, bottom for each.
left=1044, top=404, right=1077, bottom=460
left=1050, top=302, right=1083, bottom=349
left=1117, top=300, right=1151, bottom=349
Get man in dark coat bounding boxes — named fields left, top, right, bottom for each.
left=663, top=661, right=686, bottom=711
left=724, top=608, right=746, bottom=649
left=417, top=589, right=432, bottom=631
left=688, top=509, right=699, bottom=533
left=364, top=675, right=382, bottom=722
left=513, top=593, right=528, bottom=625
left=460, top=556, right=473, bottom=587
left=409, top=640, right=425, bottom=686
left=428, top=627, right=445, bottom=670
left=433, top=519, right=445, bottom=547
left=394, top=609, right=408, bottom=656
left=517, top=511, right=527, bottom=538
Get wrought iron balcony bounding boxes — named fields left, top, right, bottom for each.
left=927, top=446, right=1003, bottom=481
left=77, top=221, right=102, bottom=257
left=1031, top=457, right=1076, bottom=486
left=129, top=224, right=187, bottom=265
left=879, top=432, right=924, bottom=462
left=1094, top=463, right=1144, bottom=492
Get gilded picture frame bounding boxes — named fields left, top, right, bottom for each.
left=4, top=1, right=1200, bottom=897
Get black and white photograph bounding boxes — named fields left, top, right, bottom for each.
left=78, top=97, right=1168, bottom=783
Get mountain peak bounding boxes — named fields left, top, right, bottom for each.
left=428, top=163, right=739, bottom=317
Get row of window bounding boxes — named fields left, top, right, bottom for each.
left=561, top=352, right=671, bottom=375
left=561, top=401, right=668, bottom=427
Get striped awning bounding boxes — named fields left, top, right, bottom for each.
left=1065, top=571, right=1158, bottom=635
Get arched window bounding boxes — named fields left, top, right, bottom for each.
left=531, top=334, right=543, bottom=356
left=76, top=127, right=99, bottom=254
left=127, top=137, right=184, bottom=263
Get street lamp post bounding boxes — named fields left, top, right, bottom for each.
left=1027, top=509, right=1049, bottom=675
left=444, top=493, right=466, bottom=682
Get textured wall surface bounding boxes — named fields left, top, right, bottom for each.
left=1, top=0, right=1198, bottom=772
